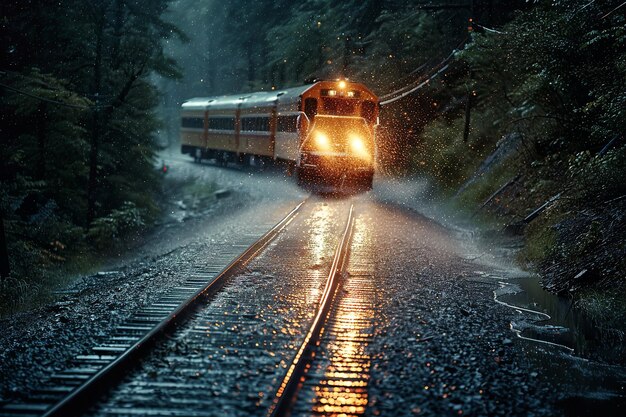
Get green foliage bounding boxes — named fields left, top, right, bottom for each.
left=400, top=0, right=626, bottom=293
left=568, top=147, right=626, bottom=203
left=415, top=0, right=625, bottom=187
left=87, top=202, right=146, bottom=249
left=0, top=0, right=182, bottom=312
left=418, top=110, right=508, bottom=188
left=520, top=218, right=558, bottom=267
left=0, top=276, right=42, bottom=316
left=163, top=0, right=476, bottom=93
left=577, top=289, right=626, bottom=341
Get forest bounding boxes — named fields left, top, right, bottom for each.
left=1, top=0, right=625, bottom=314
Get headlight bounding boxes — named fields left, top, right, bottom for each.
left=350, top=134, right=370, bottom=160
left=350, top=136, right=365, bottom=152
left=313, top=131, right=330, bottom=150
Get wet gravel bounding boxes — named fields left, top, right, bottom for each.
left=351, top=199, right=554, bottom=417
left=0, top=156, right=304, bottom=406
left=88, top=200, right=351, bottom=416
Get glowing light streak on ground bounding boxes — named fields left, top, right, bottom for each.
left=311, top=218, right=376, bottom=416
left=308, top=204, right=334, bottom=265
left=268, top=205, right=354, bottom=417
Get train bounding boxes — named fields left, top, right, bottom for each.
left=180, top=80, right=379, bottom=189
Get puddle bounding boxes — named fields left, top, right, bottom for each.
left=489, top=274, right=626, bottom=416
left=495, top=276, right=626, bottom=363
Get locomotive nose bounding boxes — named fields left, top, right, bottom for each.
left=306, top=129, right=373, bottom=164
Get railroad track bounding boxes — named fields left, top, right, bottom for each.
left=267, top=205, right=354, bottom=416
left=2, top=199, right=376, bottom=417
left=267, top=205, right=377, bottom=417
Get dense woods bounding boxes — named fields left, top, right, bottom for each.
left=1, top=0, right=624, bottom=313
left=417, top=1, right=626, bottom=297
left=0, top=0, right=183, bottom=310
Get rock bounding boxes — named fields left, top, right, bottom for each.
left=214, top=189, right=231, bottom=199
left=503, top=338, right=513, bottom=345
left=97, top=271, right=118, bottom=276
left=573, top=269, right=588, bottom=280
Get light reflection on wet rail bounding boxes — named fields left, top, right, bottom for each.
left=309, top=276, right=375, bottom=416
left=269, top=209, right=379, bottom=417
left=308, top=217, right=375, bottom=417
left=267, top=204, right=355, bottom=417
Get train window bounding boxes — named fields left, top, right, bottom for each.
left=208, top=117, right=235, bottom=131
left=361, top=101, right=376, bottom=124
left=304, top=98, right=317, bottom=120
left=322, top=98, right=357, bottom=116
left=277, top=115, right=298, bottom=132
left=181, top=117, right=204, bottom=129
left=242, top=117, right=270, bottom=132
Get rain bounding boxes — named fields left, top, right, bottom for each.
left=1, top=1, right=625, bottom=416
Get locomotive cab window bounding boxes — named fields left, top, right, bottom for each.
left=322, top=98, right=358, bottom=116
left=304, top=98, right=318, bottom=120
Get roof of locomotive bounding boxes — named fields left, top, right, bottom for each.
left=181, top=81, right=377, bottom=111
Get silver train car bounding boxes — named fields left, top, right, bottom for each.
left=180, top=80, right=379, bottom=188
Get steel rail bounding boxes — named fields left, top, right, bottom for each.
left=266, top=204, right=355, bottom=417
left=41, top=200, right=307, bottom=417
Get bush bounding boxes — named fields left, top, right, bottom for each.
left=87, top=202, right=147, bottom=250
left=568, top=146, right=626, bottom=204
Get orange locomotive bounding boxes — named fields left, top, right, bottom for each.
left=180, top=80, right=379, bottom=189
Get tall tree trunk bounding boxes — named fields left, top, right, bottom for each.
left=87, top=18, right=104, bottom=225
left=463, top=91, right=473, bottom=143
left=463, top=68, right=475, bottom=144
left=110, top=0, right=124, bottom=70
left=36, top=102, right=47, bottom=180
left=205, top=17, right=215, bottom=93
left=87, top=109, right=100, bottom=225
left=0, top=215, right=10, bottom=280
left=279, top=62, right=286, bottom=86
left=261, top=42, right=269, bottom=86
left=270, top=63, right=276, bottom=89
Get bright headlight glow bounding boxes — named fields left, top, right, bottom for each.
left=313, top=131, right=330, bottom=150
left=350, top=134, right=370, bottom=160
left=338, top=80, right=347, bottom=89
left=351, top=136, right=365, bottom=152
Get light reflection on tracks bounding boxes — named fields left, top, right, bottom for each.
left=268, top=205, right=379, bottom=417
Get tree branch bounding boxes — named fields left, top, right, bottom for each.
left=507, top=115, right=566, bottom=126
left=103, top=60, right=147, bottom=120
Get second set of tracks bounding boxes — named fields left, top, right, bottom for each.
left=2, top=198, right=375, bottom=417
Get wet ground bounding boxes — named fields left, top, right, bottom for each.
left=1, top=154, right=625, bottom=416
